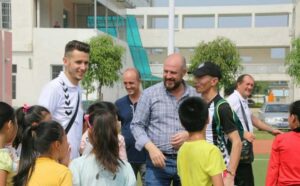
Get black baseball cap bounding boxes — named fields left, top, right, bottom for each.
left=192, top=61, right=222, bottom=79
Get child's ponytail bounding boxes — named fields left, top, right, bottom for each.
left=13, top=125, right=38, bottom=186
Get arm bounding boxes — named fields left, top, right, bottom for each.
left=0, top=170, right=8, bottom=186
left=224, top=130, right=242, bottom=186
left=145, top=142, right=166, bottom=168
left=218, top=104, right=242, bottom=176
left=251, top=115, right=283, bottom=135
left=244, top=131, right=255, bottom=143
left=265, top=137, right=280, bottom=186
left=118, top=134, right=128, bottom=161
left=170, top=131, right=189, bottom=150
left=212, top=173, right=224, bottom=186
left=130, top=91, right=166, bottom=168
left=218, top=103, right=242, bottom=186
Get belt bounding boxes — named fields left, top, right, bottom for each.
left=163, top=153, right=177, bottom=159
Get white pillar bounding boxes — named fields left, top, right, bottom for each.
left=168, top=0, right=175, bottom=55
left=37, top=0, right=40, bottom=28
left=1, top=31, right=4, bottom=101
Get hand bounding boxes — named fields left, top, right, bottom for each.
left=223, top=174, right=235, bottom=186
left=270, top=128, right=283, bottom=135
left=145, top=142, right=166, bottom=168
left=243, top=131, right=255, bottom=142
left=170, top=131, right=189, bottom=150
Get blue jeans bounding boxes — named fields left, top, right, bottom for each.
left=145, top=155, right=181, bottom=186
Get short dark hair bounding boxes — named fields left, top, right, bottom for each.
left=290, top=100, right=300, bottom=120
left=64, top=40, right=90, bottom=57
left=236, top=74, right=254, bottom=88
left=0, top=101, right=15, bottom=130
left=178, top=97, right=208, bottom=132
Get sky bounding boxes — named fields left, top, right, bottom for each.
left=148, top=0, right=294, bottom=7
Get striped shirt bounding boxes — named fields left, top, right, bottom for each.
left=131, top=82, right=199, bottom=154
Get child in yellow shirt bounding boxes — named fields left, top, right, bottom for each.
left=177, top=97, right=226, bottom=186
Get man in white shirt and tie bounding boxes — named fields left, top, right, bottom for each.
left=227, top=74, right=282, bottom=186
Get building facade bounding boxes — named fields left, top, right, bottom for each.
left=0, top=0, right=12, bottom=104
left=12, top=0, right=150, bottom=106
left=128, top=1, right=300, bottom=102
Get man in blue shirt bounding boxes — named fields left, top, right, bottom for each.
left=115, top=68, right=146, bottom=185
left=131, top=53, right=199, bottom=186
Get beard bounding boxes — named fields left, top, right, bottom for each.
left=164, top=78, right=182, bottom=91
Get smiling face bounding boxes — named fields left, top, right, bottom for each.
left=123, top=69, right=141, bottom=96
left=236, top=75, right=254, bottom=99
left=163, top=54, right=187, bottom=92
left=63, top=49, right=89, bottom=85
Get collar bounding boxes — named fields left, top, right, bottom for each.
left=59, top=71, right=77, bottom=88
left=234, top=90, right=247, bottom=103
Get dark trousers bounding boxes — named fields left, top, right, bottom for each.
left=130, top=162, right=146, bottom=186
left=234, top=163, right=254, bottom=186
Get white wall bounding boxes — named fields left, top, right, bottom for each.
left=12, top=28, right=134, bottom=106
left=12, top=0, right=35, bottom=51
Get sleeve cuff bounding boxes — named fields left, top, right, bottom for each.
left=135, top=135, right=150, bottom=151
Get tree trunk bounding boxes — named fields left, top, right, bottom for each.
left=97, top=84, right=102, bottom=100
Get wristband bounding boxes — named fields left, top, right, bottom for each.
left=224, top=169, right=235, bottom=177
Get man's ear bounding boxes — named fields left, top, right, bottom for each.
left=63, top=57, right=68, bottom=65
left=211, top=77, right=219, bottom=86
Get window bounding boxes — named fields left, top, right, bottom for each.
left=218, top=14, right=251, bottom=28
left=1, top=2, right=11, bottom=29
left=183, top=15, right=214, bottom=28
left=255, top=14, right=288, bottom=27
left=51, top=65, right=63, bottom=79
left=146, top=48, right=167, bottom=64
left=63, top=9, right=69, bottom=28
left=136, top=16, right=144, bottom=28
left=271, top=48, right=285, bottom=59
left=241, top=56, right=253, bottom=63
left=148, top=16, right=178, bottom=29
left=12, top=64, right=16, bottom=99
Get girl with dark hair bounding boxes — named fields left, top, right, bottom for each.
left=80, top=101, right=127, bottom=160
left=0, top=101, right=18, bottom=186
left=14, top=105, right=51, bottom=155
left=13, top=121, right=71, bottom=186
left=266, top=100, right=300, bottom=185
left=69, top=109, right=135, bottom=186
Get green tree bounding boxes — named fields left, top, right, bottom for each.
left=286, top=37, right=300, bottom=85
left=189, top=37, right=242, bottom=88
left=83, top=35, right=125, bottom=100
left=81, top=74, right=95, bottom=100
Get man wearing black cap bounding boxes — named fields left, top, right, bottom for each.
left=193, top=62, right=242, bottom=186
